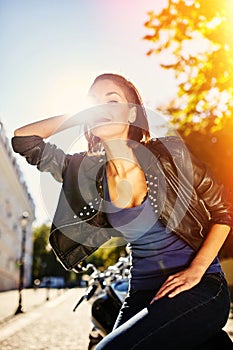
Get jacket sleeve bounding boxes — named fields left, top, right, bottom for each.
left=182, top=143, right=233, bottom=229
left=11, top=135, right=71, bottom=182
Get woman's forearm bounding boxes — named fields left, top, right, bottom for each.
left=14, top=114, right=76, bottom=139
left=189, top=223, right=230, bottom=274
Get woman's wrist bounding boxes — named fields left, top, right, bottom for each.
left=188, top=262, right=207, bottom=277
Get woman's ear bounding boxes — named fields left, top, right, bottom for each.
left=128, top=106, right=137, bottom=123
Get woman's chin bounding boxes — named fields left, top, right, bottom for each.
left=91, top=123, right=130, bottom=141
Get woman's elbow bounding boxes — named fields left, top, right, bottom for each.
left=14, top=127, right=26, bottom=136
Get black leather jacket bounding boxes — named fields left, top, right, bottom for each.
left=12, top=135, right=233, bottom=271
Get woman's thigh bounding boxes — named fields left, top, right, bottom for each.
left=113, top=288, right=154, bottom=329
left=95, top=273, right=231, bottom=350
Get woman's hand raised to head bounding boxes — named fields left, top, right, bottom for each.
left=14, top=114, right=75, bottom=139
left=13, top=104, right=118, bottom=139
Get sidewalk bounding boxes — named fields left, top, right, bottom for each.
left=0, top=288, right=232, bottom=342
left=0, top=287, right=66, bottom=324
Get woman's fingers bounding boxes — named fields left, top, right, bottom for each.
left=151, top=275, right=184, bottom=302
left=150, top=269, right=202, bottom=304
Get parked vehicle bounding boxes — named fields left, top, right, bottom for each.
left=73, top=256, right=130, bottom=349
left=39, top=276, right=65, bottom=288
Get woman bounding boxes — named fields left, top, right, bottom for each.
left=12, top=73, right=233, bottom=349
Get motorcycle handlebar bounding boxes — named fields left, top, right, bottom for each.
left=73, top=283, right=99, bottom=312
left=73, top=256, right=130, bottom=312
left=85, top=283, right=98, bottom=300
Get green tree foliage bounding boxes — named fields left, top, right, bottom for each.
left=32, top=224, right=50, bottom=279
left=143, top=0, right=233, bottom=257
left=32, top=224, right=71, bottom=283
left=32, top=226, right=126, bottom=283
left=87, top=238, right=127, bottom=270
left=144, top=0, right=233, bottom=133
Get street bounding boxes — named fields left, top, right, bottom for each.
left=0, top=287, right=232, bottom=349
left=0, top=288, right=92, bottom=350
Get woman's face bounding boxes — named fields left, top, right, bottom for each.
left=87, top=79, right=136, bottom=142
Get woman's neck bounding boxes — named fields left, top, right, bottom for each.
left=103, top=139, right=138, bottom=177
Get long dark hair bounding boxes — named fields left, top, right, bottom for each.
left=85, top=73, right=151, bottom=153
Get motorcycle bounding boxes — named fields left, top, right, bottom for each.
left=73, top=257, right=233, bottom=350
left=73, top=256, right=130, bottom=350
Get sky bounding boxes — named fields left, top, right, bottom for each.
left=0, top=0, right=178, bottom=225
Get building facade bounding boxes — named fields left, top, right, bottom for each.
left=0, top=121, right=35, bottom=291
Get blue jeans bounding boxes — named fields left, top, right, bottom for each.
left=95, top=272, right=231, bottom=350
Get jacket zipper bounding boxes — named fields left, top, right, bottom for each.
left=199, top=199, right=211, bottom=220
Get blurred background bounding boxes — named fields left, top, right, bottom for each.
left=0, top=0, right=233, bottom=296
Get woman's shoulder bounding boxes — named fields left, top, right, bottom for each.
left=68, top=151, right=106, bottom=172
left=145, top=136, right=188, bottom=155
